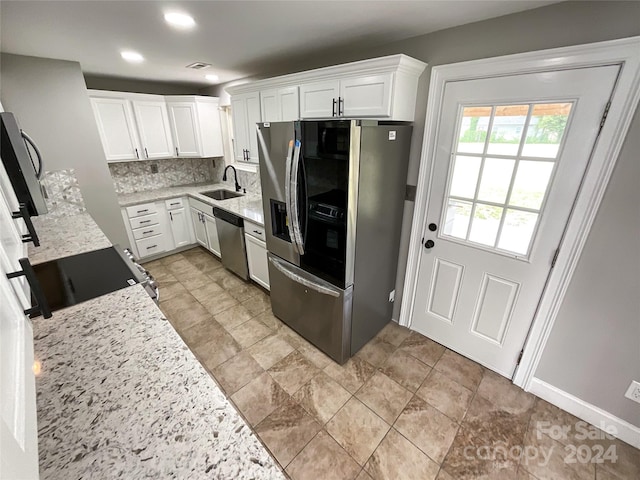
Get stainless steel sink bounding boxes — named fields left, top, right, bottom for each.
left=201, top=189, right=243, bottom=201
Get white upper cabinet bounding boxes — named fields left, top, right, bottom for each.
left=131, top=98, right=174, bottom=159
left=340, top=74, right=392, bottom=118
left=90, top=96, right=141, bottom=161
left=231, top=92, right=261, bottom=163
left=299, top=80, right=340, bottom=118
left=166, top=102, right=200, bottom=157
left=227, top=54, right=427, bottom=123
left=261, top=86, right=300, bottom=122
left=300, top=74, right=392, bottom=118
left=165, top=96, right=224, bottom=158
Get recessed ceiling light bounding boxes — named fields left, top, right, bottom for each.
left=205, top=74, right=219, bottom=83
left=121, top=51, right=144, bottom=63
left=164, top=12, right=196, bottom=29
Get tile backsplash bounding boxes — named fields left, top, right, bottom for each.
left=108, top=158, right=221, bottom=194
left=108, top=158, right=263, bottom=196
left=40, top=169, right=87, bottom=218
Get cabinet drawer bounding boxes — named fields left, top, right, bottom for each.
left=126, top=202, right=157, bottom=218
left=129, top=212, right=159, bottom=229
left=136, top=234, right=165, bottom=257
left=132, top=224, right=163, bottom=240
left=165, top=197, right=184, bottom=210
left=245, top=221, right=265, bottom=240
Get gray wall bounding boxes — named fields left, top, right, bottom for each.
left=209, top=0, right=640, bottom=426
left=535, top=110, right=640, bottom=426
left=84, top=74, right=198, bottom=95
left=0, top=54, right=128, bottom=246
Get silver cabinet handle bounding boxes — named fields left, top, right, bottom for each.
left=144, top=147, right=149, bottom=158
left=137, top=208, right=148, bottom=214
left=142, top=230, right=154, bottom=234
left=139, top=220, right=151, bottom=224
left=135, top=148, right=139, bottom=159
left=170, top=212, right=173, bottom=221
left=146, top=245, right=157, bottom=250
left=175, top=147, right=179, bottom=156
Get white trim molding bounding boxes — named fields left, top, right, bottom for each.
left=530, top=378, right=640, bottom=449
left=399, top=37, right=640, bottom=393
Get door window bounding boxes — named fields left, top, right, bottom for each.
left=442, top=103, right=573, bottom=257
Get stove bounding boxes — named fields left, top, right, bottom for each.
left=31, top=246, right=157, bottom=315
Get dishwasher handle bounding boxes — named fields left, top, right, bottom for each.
left=213, top=207, right=244, bottom=227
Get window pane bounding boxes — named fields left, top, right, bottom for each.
left=443, top=200, right=472, bottom=240
left=468, top=204, right=503, bottom=246
left=498, top=210, right=539, bottom=254
left=457, top=106, right=491, bottom=154
left=487, top=105, right=528, bottom=156
left=509, top=161, right=554, bottom=210
left=450, top=156, right=481, bottom=199
left=522, top=103, right=572, bottom=158
left=477, top=158, right=515, bottom=204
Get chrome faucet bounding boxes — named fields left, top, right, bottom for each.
left=223, top=165, right=242, bottom=192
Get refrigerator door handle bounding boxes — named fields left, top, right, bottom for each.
left=21, top=130, right=44, bottom=179
left=269, top=255, right=340, bottom=298
left=289, top=139, right=305, bottom=254
left=284, top=139, right=299, bottom=252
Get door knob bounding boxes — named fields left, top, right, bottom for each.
left=424, top=239, right=435, bottom=249
left=428, top=223, right=438, bottom=232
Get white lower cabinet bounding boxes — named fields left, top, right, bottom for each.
left=123, top=196, right=196, bottom=259
left=189, top=200, right=220, bottom=257
left=244, top=221, right=269, bottom=290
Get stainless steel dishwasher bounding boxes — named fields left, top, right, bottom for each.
left=213, top=207, right=249, bottom=280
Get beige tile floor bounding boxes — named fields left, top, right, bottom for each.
left=145, top=247, right=640, bottom=480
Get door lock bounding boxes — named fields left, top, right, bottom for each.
left=428, top=223, right=438, bottom=232
left=424, top=239, right=435, bottom=249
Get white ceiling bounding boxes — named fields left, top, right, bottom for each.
left=1, top=1, right=556, bottom=87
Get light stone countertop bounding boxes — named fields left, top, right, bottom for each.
left=117, top=182, right=265, bottom=226
left=28, top=212, right=112, bottom=265
left=34, top=285, right=285, bottom=480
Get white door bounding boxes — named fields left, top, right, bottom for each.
left=0, top=166, right=39, bottom=479
left=203, top=214, right=220, bottom=257
left=169, top=208, right=191, bottom=248
left=245, top=93, right=262, bottom=162
left=191, top=208, right=208, bottom=248
left=411, top=66, right=619, bottom=377
left=90, top=97, right=141, bottom=161
left=278, top=86, right=299, bottom=121
left=299, top=80, right=339, bottom=118
left=132, top=100, right=174, bottom=159
left=230, top=95, right=249, bottom=162
left=260, top=89, right=279, bottom=122
left=245, top=233, right=270, bottom=290
left=340, top=74, right=392, bottom=118
left=167, top=102, right=201, bottom=157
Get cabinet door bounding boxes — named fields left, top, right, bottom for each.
left=168, top=208, right=191, bottom=248
left=299, top=80, right=339, bottom=118
left=230, top=95, right=248, bottom=162
left=190, top=208, right=208, bottom=248
left=195, top=101, right=224, bottom=157
left=260, top=89, right=280, bottom=122
left=90, top=97, right=141, bottom=161
left=245, top=92, right=262, bottom=162
left=245, top=233, right=270, bottom=290
left=132, top=100, right=175, bottom=159
left=340, top=74, right=392, bottom=118
left=278, top=86, right=299, bottom=121
left=167, top=102, right=201, bottom=157
left=203, top=214, right=221, bottom=257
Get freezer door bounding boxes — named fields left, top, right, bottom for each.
left=257, top=122, right=300, bottom=266
left=268, top=254, right=352, bottom=364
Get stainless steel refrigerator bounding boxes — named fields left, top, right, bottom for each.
left=257, top=120, right=411, bottom=364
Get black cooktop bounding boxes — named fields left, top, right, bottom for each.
left=32, top=247, right=141, bottom=315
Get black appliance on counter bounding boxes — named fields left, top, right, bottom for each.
left=30, top=246, right=158, bottom=316
left=0, top=112, right=47, bottom=216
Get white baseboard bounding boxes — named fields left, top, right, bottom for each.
left=529, top=377, right=640, bottom=449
